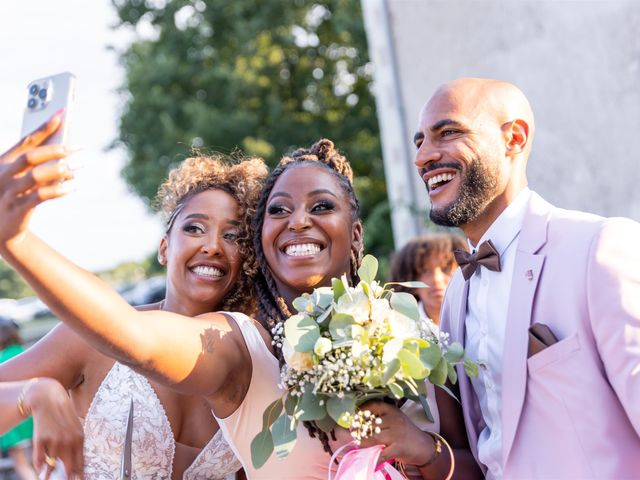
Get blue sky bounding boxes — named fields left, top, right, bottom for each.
left=0, top=0, right=164, bottom=271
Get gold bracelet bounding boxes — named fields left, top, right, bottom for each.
left=17, top=378, right=39, bottom=418
left=418, top=431, right=455, bottom=479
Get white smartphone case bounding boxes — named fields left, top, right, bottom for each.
left=20, top=72, right=76, bottom=145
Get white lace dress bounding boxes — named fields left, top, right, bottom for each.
left=77, top=362, right=241, bottom=480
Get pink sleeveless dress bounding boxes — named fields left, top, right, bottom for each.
left=215, top=312, right=345, bottom=479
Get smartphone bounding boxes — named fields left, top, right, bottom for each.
left=20, top=72, right=76, bottom=146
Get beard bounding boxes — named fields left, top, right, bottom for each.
left=428, top=157, right=499, bottom=227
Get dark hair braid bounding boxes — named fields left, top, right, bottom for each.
left=252, top=139, right=364, bottom=454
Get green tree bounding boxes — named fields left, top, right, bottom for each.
left=112, top=0, right=393, bottom=257
left=0, top=260, right=34, bottom=299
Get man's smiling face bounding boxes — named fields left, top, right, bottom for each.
left=413, top=85, right=508, bottom=228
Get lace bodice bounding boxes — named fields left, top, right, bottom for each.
left=81, top=362, right=240, bottom=480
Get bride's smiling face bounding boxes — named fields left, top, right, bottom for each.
left=261, top=164, right=362, bottom=296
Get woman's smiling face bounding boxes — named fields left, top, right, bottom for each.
left=261, top=164, right=362, bottom=299
left=159, top=189, right=243, bottom=315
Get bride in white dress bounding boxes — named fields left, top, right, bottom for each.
left=0, top=152, right=267, bottom=479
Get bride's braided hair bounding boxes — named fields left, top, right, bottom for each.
left=252, top=139, right=364, bottom=454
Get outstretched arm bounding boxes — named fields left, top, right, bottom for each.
left=0, top=115, right=249, bottom=398
left=0, top=378, right=84, bottom=478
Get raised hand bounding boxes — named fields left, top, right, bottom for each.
left=0, top=112, right=75, bottom=247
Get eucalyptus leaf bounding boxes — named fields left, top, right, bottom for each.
left=329, top=313, right=356, bottom=340
left=316, top=306, right=333, bottom=325
left=403, top=376, right=419, bottom=396
left=429, top=358, right=448, bottom=386
left=250, top=429, right=274, bottom=469
left=285, top=314, right=320, bottom=353
left=313, top=289, right=334, bottom=310
left=390, top=292, right=420, bottom=321
left=388, top=382, right=404, bottom=399
left=382, top=358, right=401, bottom=384
left=327, top=396, right=356, bottom=427
left=261, top=398, right=283, bottom=431
left=447, top=363, right=458, bottom=384
left=297, top=385, right=326, bottom=421
left=284, top=393, right=299, bottom=416
left=332, top=277, right=346, bottom=301
left=271, top=413, right=297, bottom=459
left=418, top=394, right=435, bottom=423
left=292, top=294, right=312, bottom=314
left=398, top=348, right=426, bottom=379
left=419, top=342, right=441, bottom=370
left=443, top=342, right=464, bottom=363
left=464, top=358, right=479, bottom=378
left=358, top=254, right=378, bottom=283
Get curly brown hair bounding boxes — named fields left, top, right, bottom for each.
left=252, top=138, right=363, bottom=455
left=155, top=152, right=268, bottom=315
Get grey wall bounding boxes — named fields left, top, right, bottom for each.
left=364, top=0, right=640, bottom=247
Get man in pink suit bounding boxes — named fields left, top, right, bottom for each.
left=413, top=78, right=640, bottom=479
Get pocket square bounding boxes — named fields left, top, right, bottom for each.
left=527, top=323, right=558, bottom=358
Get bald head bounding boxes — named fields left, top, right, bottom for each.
left=414, top=78, right=534, bottom=241
left=422, top=78, right=535, bottom=156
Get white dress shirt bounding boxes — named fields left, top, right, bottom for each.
left=464, top=188, right=531, bottom=479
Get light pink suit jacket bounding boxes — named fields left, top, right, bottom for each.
left=441, top=192, right=640, bottom=479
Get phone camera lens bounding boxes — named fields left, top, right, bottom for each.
left=38, top=88, right=48, bottom=99
left=27, top=98, right=37, bottom=109
left=29, top=84, right=39, bottom=96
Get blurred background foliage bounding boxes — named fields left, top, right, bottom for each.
left=111, top=0, right=393, bottom=261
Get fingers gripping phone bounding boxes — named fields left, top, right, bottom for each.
left=20, top=72, right=76, bottom=145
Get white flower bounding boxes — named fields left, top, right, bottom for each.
left=282, top=339, right=314, bottom=372
left=351, top=339, right=369, bottom=359
left=388, top=309, right=419, bottom=339
left=369, top=298, right=392, bottom=326
left=382, top=338, right=403, bottom=364
left=314, top=337, right=332, bottom=357
left=335, top=289, right=370, bottom=325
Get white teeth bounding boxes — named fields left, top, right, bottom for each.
left=427, top=172, right=455, bottom=188
left=284, top=243, right=321, bottom=257
left=191, top=265, right=224, bottom=277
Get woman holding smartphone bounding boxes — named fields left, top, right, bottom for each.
left=0, top=114, right=267, bottom=479
left=0, top=116, right=478, bottom=479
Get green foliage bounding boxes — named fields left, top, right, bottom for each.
left=112, top=0, right=393, bottom=257
left=0, top=260, right=34, bottom=299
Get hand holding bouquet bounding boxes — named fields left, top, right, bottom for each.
left=251, top=255, right=477, bottom=468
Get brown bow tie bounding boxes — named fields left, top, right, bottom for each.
left=454, top=239, right=501, bottom=281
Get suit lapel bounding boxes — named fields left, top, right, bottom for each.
left=501, top=193, right=551, bottom=463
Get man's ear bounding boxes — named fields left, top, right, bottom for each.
left=504, top=119, right=529, bottom=154
left=157, top=236, right=168, bottom=266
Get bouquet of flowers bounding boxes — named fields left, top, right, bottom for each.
left=251, top=255, right=477, bottom=469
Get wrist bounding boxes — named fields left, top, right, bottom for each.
left=17, top=377, right=40, bottom=417
left=24, top=377, right=64, bottom=416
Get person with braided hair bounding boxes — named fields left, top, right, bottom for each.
left=0, top=114, right=474, bottom=479
left=0, top=119, right=266, bottom=480
left=247, top=139, right=480, bottom=479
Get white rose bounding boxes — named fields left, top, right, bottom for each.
left=388, top=310, right=419, bottom=339
left=314, top=337, right=332, bottom=357
left=282, top=339, right=314, bottom=372
left=335, top=290, right=370, bottom=325
left=370, top=298, right=392, bottom=325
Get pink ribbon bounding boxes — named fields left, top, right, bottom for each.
left=329, top=442, right=406, bottom=480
